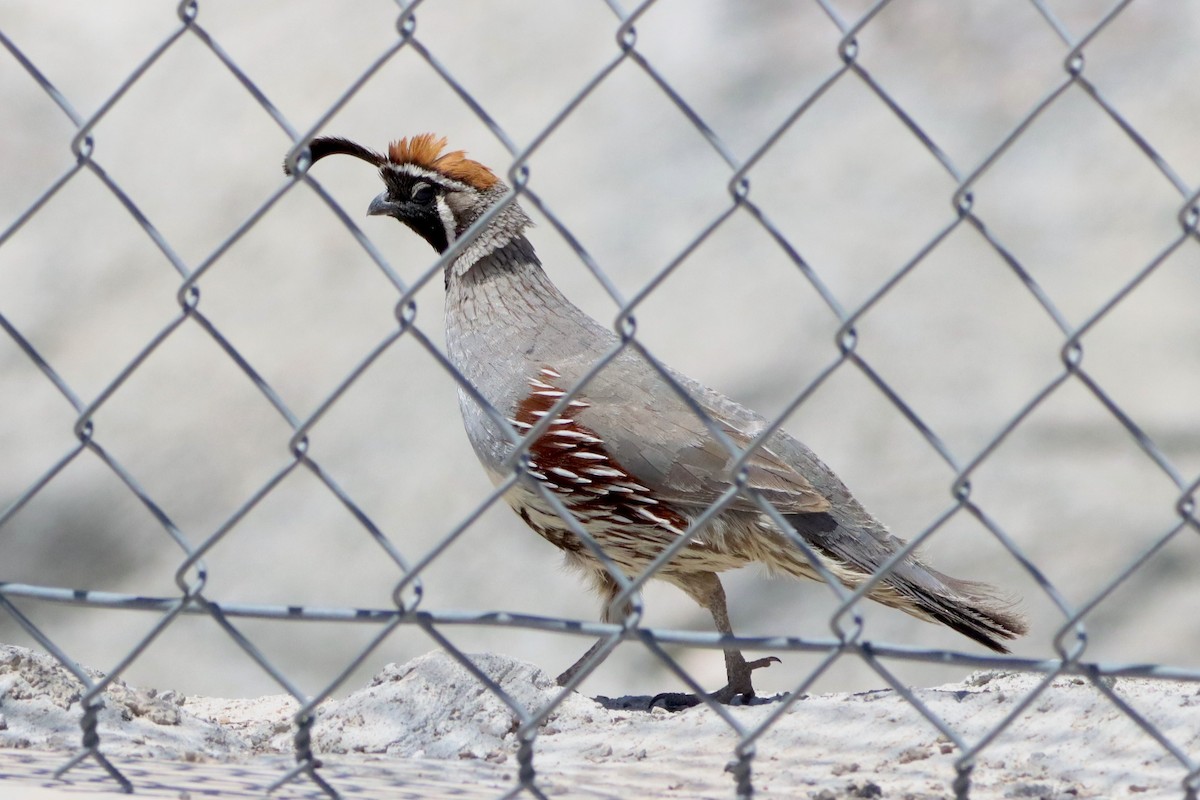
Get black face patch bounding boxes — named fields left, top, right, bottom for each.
left=379, top=173, right=451, bottom=253
left=401, top=209, right=449, bottom=253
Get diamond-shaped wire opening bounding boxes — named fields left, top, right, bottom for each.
left=845, top=225, right=1068, bottom=458
left=0, top=324, right=86, bottom=506
left=0, top=451, right=194, bottom=600
left=0, top=174, right=188, bottom=403
left=195, top=196, right=413, bottom=417
left=847, top=1, right=1071, bottom=170
left=75, top=41, right=295, bottom=266
left=968, top=92, right=1187, bottom=323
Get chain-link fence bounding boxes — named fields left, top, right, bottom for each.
left=2, top=1, right=1200, bottom=798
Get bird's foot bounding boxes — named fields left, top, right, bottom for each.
left=648, top=656, right=781, bottom=711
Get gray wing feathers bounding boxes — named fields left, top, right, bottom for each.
left=574, top=360, right=831, bottom=515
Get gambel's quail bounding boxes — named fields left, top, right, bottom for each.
left=289, top=134, right=1027, bottom=703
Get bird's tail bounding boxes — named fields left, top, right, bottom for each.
left=768, top=514, right=1028, bottom=653
left=892, top=569, right=1027, bottom=653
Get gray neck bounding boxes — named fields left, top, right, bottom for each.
left=445, top=233, right=610, bottom=385
left=443, top=229, right=613, bottom=468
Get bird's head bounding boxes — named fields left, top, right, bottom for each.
left=287, top=133, right=504, bottom=254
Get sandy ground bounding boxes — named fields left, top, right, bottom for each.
left=2, top=643, right=1198, bottom=799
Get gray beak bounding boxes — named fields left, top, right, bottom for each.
left=367, top=191, right=397, bottom=217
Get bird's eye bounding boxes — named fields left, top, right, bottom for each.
left=411, top=183, right=435, bottom=205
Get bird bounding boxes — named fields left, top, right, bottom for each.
left=287, top=133, right=1027, bottom=704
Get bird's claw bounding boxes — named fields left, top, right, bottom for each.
left=648, top=655, right=782, bottom=711
left=647, top=691, right=703, bottom=711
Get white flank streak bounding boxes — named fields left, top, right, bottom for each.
left=634, top=507, right=682, bottom=533
left=540, top=367, right=562, bottom=378
left=567, top=399, right=590, bottom=408
left=531, top=410, right=548, bottom=418
left=549, top=467, right=590, bottom=484
left=532, top=390, right=566, bottom=398
left=571, top=452, right=607, bottom=461
left=528, top=378, right=554, bottom=390
left=620, top=482, right=650, bottom=492
left=549, top=417, right=572, bottom=425
left=508, top=419, right=532, bottom=429
left=550, top=429, right=601, bottom=442
left=583, top=466, right=624, bottom=478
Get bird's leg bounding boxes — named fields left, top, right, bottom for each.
left=556, top=573, right=625, bottom=687
left=555, top=637, right=607, bottom=687
left=653, top=572, right=780, bottom=710
left=701, top=575, right=781, bottom=702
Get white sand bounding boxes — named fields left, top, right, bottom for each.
left=2, top=643, right=1197, bottom=798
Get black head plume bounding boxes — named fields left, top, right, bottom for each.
left=283, top=137, right=386, bottom=176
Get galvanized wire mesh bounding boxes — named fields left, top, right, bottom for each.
left=2, top=1, right=1199, bottom=797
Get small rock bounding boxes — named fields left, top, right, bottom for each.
left=1004, top=783, right=1060, bottom=799
left=584, top=742, right=613, bottom=759
left=898, top=746, right=931, bottom=763
left=966, top=671, right=1000, bottom=686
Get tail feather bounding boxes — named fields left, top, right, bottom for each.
left=851, top=566, right=1026, bottom=654
left=906, top=572, right=1028, bottom=653
left=779, top=512, right=1028, bottom=653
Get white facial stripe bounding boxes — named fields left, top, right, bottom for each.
left=383, top=162, right=473, bottom=193
left=435, top=195, right=457, bottom=247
